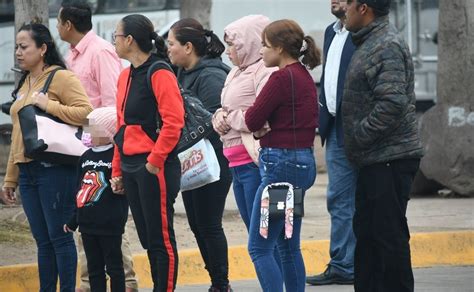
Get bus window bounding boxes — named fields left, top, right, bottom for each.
left=50, top=0, right=98, bottom=16
left=102, top=0, right=167, bottom=13
left=0, top=0, right=13, bottom=24
left=49, top=0, right=62, bottom=15
left=0, top=0, right=99, bottom=24
left=166, top=0, right=180, bottom=9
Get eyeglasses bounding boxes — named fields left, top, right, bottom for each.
left=112, top=33, right=127, bottom=42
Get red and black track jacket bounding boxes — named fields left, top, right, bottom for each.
left=112, top=55, right=184, bottom=177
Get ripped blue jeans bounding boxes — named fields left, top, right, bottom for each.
left=19, top=161, right=77, bottom=292
left=248, top=147, right=316, bottom=292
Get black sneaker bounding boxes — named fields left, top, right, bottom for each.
left=208, top=284, right=234, bottom=292
left=306, top=265, right=354, bottom=285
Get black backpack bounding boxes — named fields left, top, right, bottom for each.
left=147, top=60, right=213, bottom=153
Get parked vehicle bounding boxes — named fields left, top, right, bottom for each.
left=0, top=0, right=438, bottom=125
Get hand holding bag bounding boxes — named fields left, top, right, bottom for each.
left=18, top=68, right=88, bottom=165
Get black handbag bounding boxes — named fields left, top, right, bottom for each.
left=18, top=68, right=87, bottom=165
left=147, top=60, right=213, bottom=153
left=268, top=184, right=304, bottom=219
left=267, top=68, right=305, bottom=219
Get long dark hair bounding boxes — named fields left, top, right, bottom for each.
left=263, top=19, right=321, bottom=70
left=121, top=14, right=168, bottom=61
left=170, top=18, right=225, bottom=58
left=12, top=23, right=66, bottom=99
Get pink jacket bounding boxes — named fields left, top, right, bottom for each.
left=217, top=15, right=277, bottom=149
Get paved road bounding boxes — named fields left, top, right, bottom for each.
left=141, top=266, right=474, bottom=292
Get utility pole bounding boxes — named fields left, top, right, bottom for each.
left=180, top=0, right=212, bottom=28
left=13, top=0, right=49, bottom=75
left=14, top=0, right=49, bottom=30
left=419, top=0, right=474, bottom=196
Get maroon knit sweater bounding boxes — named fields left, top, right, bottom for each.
left=245, top=62, right=318, bottom=148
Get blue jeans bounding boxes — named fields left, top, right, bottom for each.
left=231, top=161, right=283, bottom=273
left=230, top=162, right=261, bottom=230
left=19, top=161, right=78, bottom=292
left=248, top=148, right=316, bottom=292
left=325, top=125, right=357, bottom=277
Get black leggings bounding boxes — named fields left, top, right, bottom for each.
left=182, top=148, right=232, bottom=288
left=122, top=157, right=181, bottom=292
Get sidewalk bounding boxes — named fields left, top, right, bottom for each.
left=1, top=172, right=473, bottom=291
left=155, top=266, right=474, bottom=292
left=177, top=172, right=474, bottom=238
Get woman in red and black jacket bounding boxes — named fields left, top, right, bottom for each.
left=110, top=14, right=184, bottom=292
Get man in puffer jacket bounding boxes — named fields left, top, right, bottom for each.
left=342, top=1, right=424, bottom=292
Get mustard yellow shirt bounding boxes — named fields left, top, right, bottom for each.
left=3, top=65, right=93, bottom=188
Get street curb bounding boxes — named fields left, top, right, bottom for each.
left=0, top=231, right=472, bottom=290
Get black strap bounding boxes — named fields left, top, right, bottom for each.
left=147, top=60, right=189, bottom=133
left=147, top=60, right=181, bottom=91
left=288, top=68, right=299, bottom=187
left=40, top=67, right=64, bottom=94
left=265, top=66, right=300, bottom=187
left=146, top=60, right=179, bottom=132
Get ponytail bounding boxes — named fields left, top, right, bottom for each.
left=263, top=19, right=322, bottom=70
left=151, top=32, right=170, bottom=61
left=171, top=18, right=225, bottom=58
left=300, top=35, right=321, bottom=70
left=204, top=29, right=225, bottom=58
left=122, top=14, right=166, bottom=56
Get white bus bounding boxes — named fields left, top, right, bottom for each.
left=0, top=0, right=180, bottom=124
left=0, top=0, right=438, bottom=125
left=0, top=0, right=335, bottom=124
left=213, top=0, right=438, bottom=111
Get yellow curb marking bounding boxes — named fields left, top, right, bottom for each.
left=0, top=231, right=472, bottom=290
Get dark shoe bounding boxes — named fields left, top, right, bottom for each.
left=208, top=284, right=233, bottom=292
left=306, top=265, right=354, bottom=285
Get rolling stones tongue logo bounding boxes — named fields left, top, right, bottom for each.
left=76, top=170, right=107, bottom=208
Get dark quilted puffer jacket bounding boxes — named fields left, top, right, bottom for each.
left=342, top=16, right=423, bottom=167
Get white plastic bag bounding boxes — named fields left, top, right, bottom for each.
left=178, top=139, right=221, bottom=191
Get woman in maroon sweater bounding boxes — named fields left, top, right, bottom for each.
left=245, top=19, right=321, bottom=292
